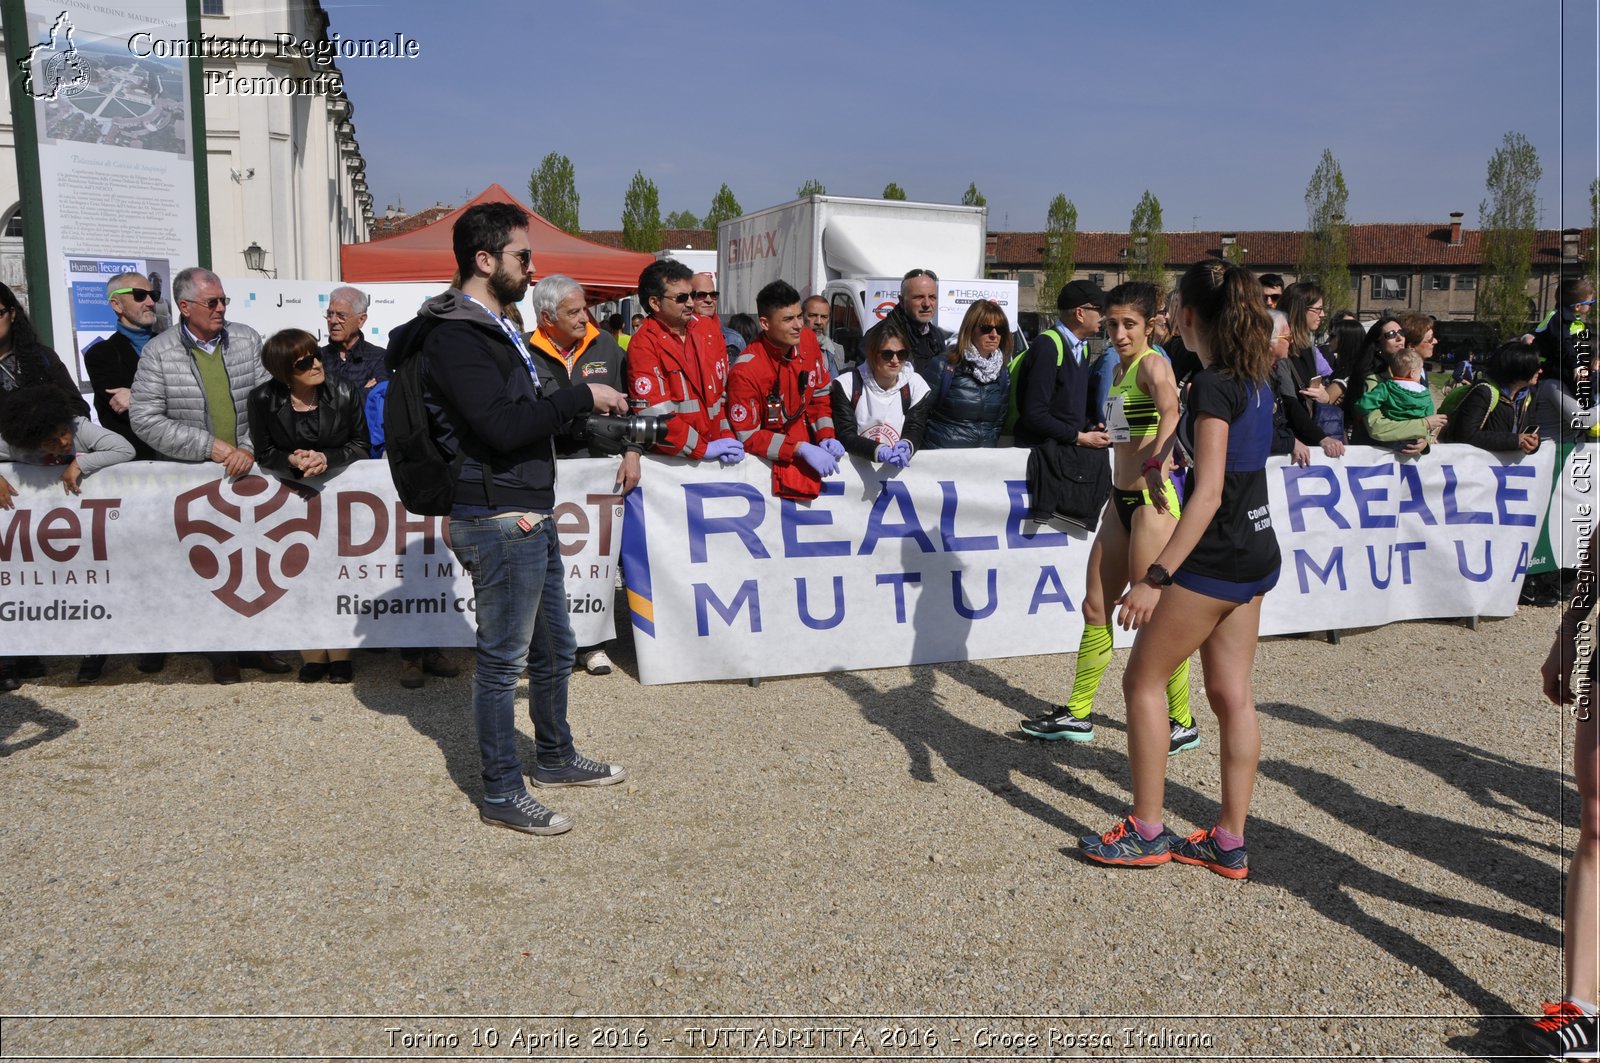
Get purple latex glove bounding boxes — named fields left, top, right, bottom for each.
left=888, top=440, right=913, bottom=467
left=874, top=443, right=896, bottom=464
left=819, top=437, right=846, bottom=460
left=702, top=437, right=745, bottom=465
left=795, top=441, right=838, bottom=476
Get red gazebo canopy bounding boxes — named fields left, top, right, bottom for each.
left=341, top=184, right=654, bottom=301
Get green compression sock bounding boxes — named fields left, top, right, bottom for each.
left=1166, top=657, right=1193, bottom=728
left=1066, top=624, right=1113, bottom=718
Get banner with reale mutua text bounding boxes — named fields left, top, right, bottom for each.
left=621, top=444, right=1557, bottom=684
left=0, top=458, right=626, bottom=653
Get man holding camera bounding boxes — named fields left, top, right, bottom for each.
left=528, top=273, right=638, bottom=677
left=419, top=203, right=630, bottom=836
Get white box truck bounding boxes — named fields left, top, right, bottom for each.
left=716, top=195, right=1008, bottom=356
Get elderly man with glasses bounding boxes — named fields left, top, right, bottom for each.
left=320, top=285, right=388, bottom=391
left=856, top=267, right=950, bottom=371
left=130, top=266, right=290, bottom=685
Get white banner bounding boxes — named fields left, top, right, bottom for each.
left=0, top=459, right=624, bottom=654
left=623, top=444, right=1556, bottom=685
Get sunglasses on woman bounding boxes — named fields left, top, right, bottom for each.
left=878, top=348, right=909, bottom=362
left=976, top=323, right=1004, bottom=336
left=293, top=353, right=323, bottom=372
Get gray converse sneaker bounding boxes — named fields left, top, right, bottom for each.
left=530, top=753, right=629, bottom=788
left=480, top=792, right=573, bottom=835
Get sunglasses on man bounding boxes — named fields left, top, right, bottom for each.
left=110, top=287, right=157, bottom=303
left=692, top=290, right=719, bottom=300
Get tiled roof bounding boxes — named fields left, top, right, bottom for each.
left=582, top=229, right=716, bottom=251
left=990, top=224, right=1593, bottom=270
left=370, top=205, right=455, bottom=240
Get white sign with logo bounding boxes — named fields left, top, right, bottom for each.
left=0, top=459, right=625, bottom=653
left=860, top=277, right=1019, bottom=335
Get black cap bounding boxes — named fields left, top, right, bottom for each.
left=1056, top=279, right=1105, bottom=314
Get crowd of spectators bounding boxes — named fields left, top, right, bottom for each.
left=0, top=258, right=1593, bottom=690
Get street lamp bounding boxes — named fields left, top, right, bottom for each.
left=242, top=241, right=276, bottom=278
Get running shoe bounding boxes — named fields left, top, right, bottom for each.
left=1171, top=827, right=1249, bottom=880
left=1020, top=708, right=1093, bottom=742
left=1169, top=720, right=1201, bottom=755
left=1079, top=816, right=1173, bottom=868
left=1515, top=1000, right=1598, bottom=1059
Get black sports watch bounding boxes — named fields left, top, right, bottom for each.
left=1145, top=563, right=1174, bottom=587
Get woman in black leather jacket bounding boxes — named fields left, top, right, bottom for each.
left=247, top=328, right=370, bottom=682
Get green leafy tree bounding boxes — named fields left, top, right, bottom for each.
left=1478, top=131, right=1543, bottom=338
left=1041, top=194, right=1078, bottom=310
left=703, top=184, right=743, bottom=246
left=1296, top=149, right=1352, bottom=316
left=527, top=152, right=580, bottom=234
left=1127, top=190, right=1168, bottom=285
left=1590, top=176, right=1599, bottom=288
left=664, top=209, right=700, bottom=229
left=961, top=182, right=986, bottom=208
left=796, top=178, right=826, bottom=198
left=882, top=182, right=907, bottom=201
left=621, top=171, right=662, bottom=252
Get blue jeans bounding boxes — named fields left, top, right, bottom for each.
left=448, top=512, right=576, bottom=797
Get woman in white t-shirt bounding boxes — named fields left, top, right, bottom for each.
left=829, top=317, right=932, bottom=468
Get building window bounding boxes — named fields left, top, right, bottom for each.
left=2, top=208, right=21, bottom=238
left=1018, top=271, right=1035, bottom=288
left=201, top=0, right=224, bottom=13
left=1371, top=274, right=1409, bottom=301
left=1088, top=272, right=1105, bottom=287
left=1428, top=273, right=1451, bottom=291
left=1350, top=273, right=1360, bottom=290
left=1456, top=273, right=1477, bottom=291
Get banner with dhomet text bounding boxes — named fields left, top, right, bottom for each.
left=0, top=458, right=625, bottom=654
left=622, top=444, right=1556, bottom=685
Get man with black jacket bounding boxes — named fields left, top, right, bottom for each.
left=84, top=272, right=161, bottom=460
left=857, top=268, right=949, bottom=370
left=1014, top=280, right=1111, bottom=449
left=412, top=202, right=630, bottom=837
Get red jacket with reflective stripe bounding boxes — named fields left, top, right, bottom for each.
left=626, top=315, right=733, bottom=459
left=727, top=332, right=836, bottom=463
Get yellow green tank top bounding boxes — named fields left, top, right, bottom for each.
left=1105, top=348, right=1161, bottom=440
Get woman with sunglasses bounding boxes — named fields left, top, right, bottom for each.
left=920, top=299, right=1012, bottom=449
left=1325, top=315, right=1412, bottom=449
left=831, top=316, right=932, bottom=467
left=247, top=329, right=370, bottom=682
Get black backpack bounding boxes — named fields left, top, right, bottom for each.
left=383, top=316, right=464, bottom=516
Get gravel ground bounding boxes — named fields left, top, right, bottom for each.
left=0, top=604, right=1578, bottom=1060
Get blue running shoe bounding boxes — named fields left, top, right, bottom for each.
left=1079, top=816, right=1173, bottom=868
left=1171, top=827, right=1249, bottom=880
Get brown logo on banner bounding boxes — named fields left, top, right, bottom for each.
left=173, top=476, right=321, bottom=617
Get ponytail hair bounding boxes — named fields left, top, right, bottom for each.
left=1177, top=258, right=1273, bottom=383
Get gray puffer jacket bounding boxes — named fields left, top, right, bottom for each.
left=131, top=322, right=269, bottom=461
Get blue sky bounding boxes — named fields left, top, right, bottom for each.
left=331, top=0, right=1597, bottom=234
